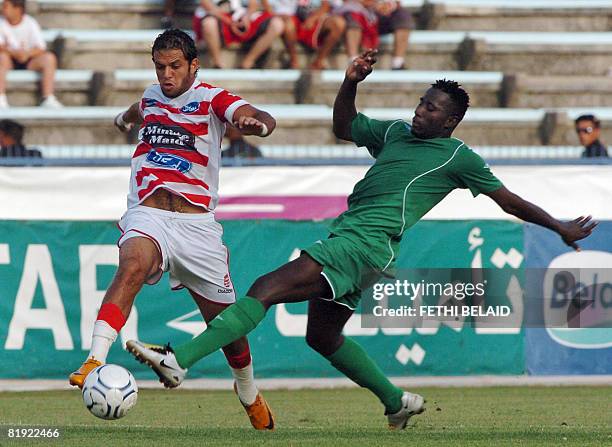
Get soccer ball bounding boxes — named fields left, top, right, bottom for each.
left=82, top=364, right=138, bottom=420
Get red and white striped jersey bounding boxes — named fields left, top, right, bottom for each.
left=128, top=79, right=248, bottom=211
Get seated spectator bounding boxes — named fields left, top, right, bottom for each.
left=374, top=0, right=411, bottom=70
left=337, top=0, right=411, bottom=69
left=0, top=119, right=41, bottom=157
left=161, top=0, right=192, bottom=29
left=335, top=0, right=378, bottom=62
left=193, top=0, right=285, bottom=69
left=222, top=125, right=263, bottom=158
left=575, top=114, right=608, bottom=158
left=161, top=0, right=177, bottom=29
left=266, top=0, right=345, bottom=69
left=0, top=0, right=63, bottom=108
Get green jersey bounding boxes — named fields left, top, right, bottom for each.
left=328, top=113, right=503, bottom=271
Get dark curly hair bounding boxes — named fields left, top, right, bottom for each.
left=432, top=79, right=470, bottom=121
left=152, top=29, right=198, bottom=65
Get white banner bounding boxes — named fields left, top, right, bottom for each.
left=0, top=165, right=609, bottom=220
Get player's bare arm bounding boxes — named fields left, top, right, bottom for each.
left=333, top=49, right=378, bottom=142
left=232, top=104, right=276, bottom=137
left=486, top=186, right=598, bottom=251
left=114, top=102, right=143, bottom=132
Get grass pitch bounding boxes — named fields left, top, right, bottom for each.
left=1, top=386, right=610, bottom=446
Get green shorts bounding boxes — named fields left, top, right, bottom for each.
left=303, top=235, right=389, bottom=310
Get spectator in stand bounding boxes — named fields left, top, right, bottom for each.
left=374, top=0, right=411, bottom=70
left=265, top=0, right=345, bottom=69
left=0, top=0, right=63, bottom=108
left=193, top=0, right=285, bottom=69
left=335, top=0, right=377, bottom=62
left=161, top=0, right=177, bottom=29
left=337, top=0, right=411, bottom=70
left=222, top=126, right=263, bottom=158
left=575, top=114, right=608, bottom=158
left=0, top=119, right=41, bottom=157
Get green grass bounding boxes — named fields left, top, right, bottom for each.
left=1, top=386, right=611, bottom=446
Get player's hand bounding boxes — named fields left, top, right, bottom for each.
left=558, top=215, right=598, bottom=251
left=114, top=112, right=134, bottom=133
left=345, top=49, right=378, bottom=83
left=234, top=116, right=267, bottom=136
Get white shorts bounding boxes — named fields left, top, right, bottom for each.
left=117, top=205, right=236, bottom=304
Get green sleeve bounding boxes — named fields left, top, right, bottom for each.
left=450, top=147, right=503, bottom=197
left=350, top=113, right=396, bottom=158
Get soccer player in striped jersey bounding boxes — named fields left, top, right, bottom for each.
left=127, top=49, right=597, bottom=429
left=69, top=29, right=276, bottom=430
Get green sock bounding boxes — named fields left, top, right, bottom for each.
left=173, top=296, right=266, bottom=369
left=326, top=337, right=403, bottom=414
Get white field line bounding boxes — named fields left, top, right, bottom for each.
left=1, top=375, right=611, bottom=392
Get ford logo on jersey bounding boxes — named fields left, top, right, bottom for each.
left=181, top=101, right=200, bottom=113
left=146, top=150, right=192, bottom=173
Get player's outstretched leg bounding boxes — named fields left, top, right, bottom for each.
left=69, top=238, right=160, bottom=388
left=126, top=289, right=275, bottom=429
left=127, top=254, right=326, bottom=375
left=195, top=291, right=275, bottom=430
left=305, top=298, right=425, bottom=429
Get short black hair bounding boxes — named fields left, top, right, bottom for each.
left=575, top=114, right=600, bottom=128
left=432, top=79, right=470, bottom=121
left=6, top=0, right=26, bottom=9
left=0, top=119, right=24, bottom=144
left=152, top=29, right=198, bottom=64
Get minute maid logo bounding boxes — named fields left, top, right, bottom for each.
left=543, top=251, right=612, bottom=349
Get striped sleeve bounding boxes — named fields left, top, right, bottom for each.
left=210, top=89, right=248, bottom=124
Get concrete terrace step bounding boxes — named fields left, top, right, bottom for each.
left=40, top=29, right=612, bottom=74
left=32, top=0, right=612, bottom=32
left=7, top=106, right=612, bottom=146
left=8, top=68, right=612, bottom=108
left=6, top=70, right=95, bottom=106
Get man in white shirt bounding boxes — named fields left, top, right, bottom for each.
left=0, top=0, right=62, bottom=108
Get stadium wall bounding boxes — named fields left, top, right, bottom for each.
left=0, top=166, right=610, bottom=379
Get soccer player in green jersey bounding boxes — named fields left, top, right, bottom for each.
left=128, top=49, right=597, bottom=429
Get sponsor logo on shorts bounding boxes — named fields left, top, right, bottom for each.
left=181, top=101, right=200, bottom=113
left=146, top=150, right=192, bottom=173
left=141, top=123, right=196, bottom=151
left=217, top=288, right=234, bottom=294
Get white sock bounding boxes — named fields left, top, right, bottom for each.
left=392, top=57, right=405, bottom=69
left=231, top=362, right=258, bottom=405
left=87, top=320, right=118, bottom=363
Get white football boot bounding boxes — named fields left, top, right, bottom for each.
left=387, top=391, right=425, bottom=430
left=126, top=340, right=187, bottom=388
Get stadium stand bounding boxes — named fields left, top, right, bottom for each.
left=9, top=69, right=612, bottom=110
left=31, top=0, right=612, bottom=33
left=0, top=0, right=608, bottom=163
left=105, top=69, right=301, bottom=106
left=5, top=106, right=612, bottom=147
left=6, top=69, right=97, bottom=106
left=36, top=29, right=612, bottom=73
left=419, top=1, right=612, bottom=32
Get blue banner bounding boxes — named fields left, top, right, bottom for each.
left=524, top=222, right=612, bottom=375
